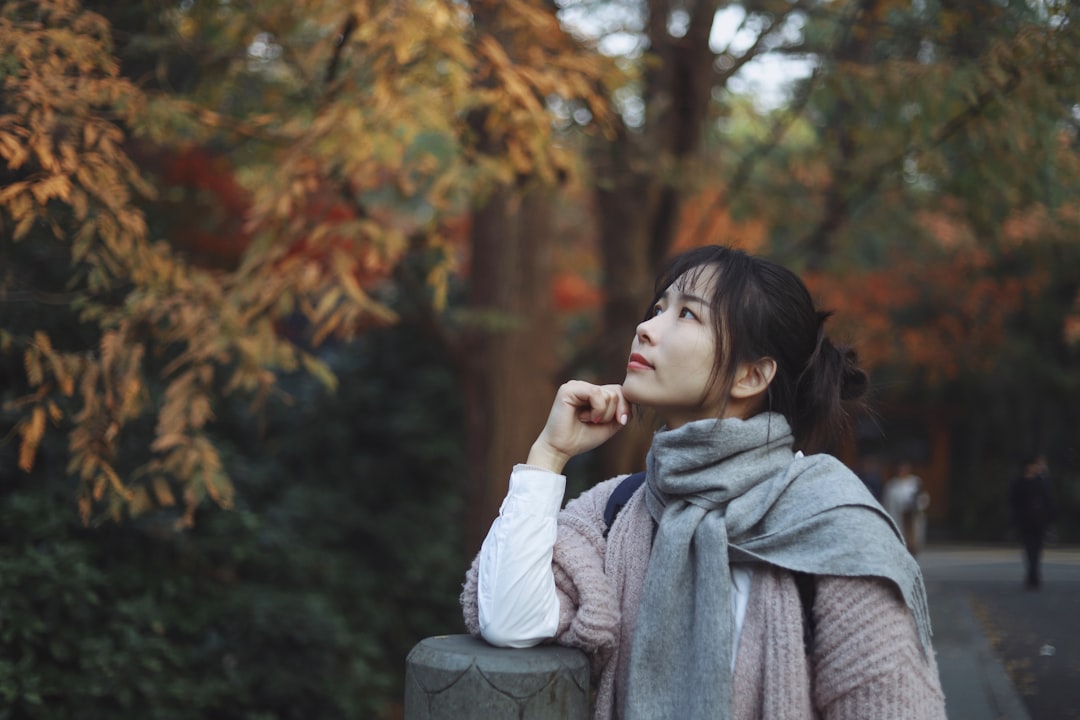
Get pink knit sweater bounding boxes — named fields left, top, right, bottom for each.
left=462, top=476, right=947, bottom=720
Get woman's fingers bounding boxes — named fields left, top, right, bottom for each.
left=601, top=385, right=632, bottom=425
left=532, top=382, right=632, bottom=469
left=577, top=384, right=629, bottom=425
left=566, top=382, right=627, bottom=425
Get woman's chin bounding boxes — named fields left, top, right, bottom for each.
left=620, top=379, right=645, bottom=406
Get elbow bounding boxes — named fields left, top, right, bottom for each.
left=480, top=623, right=544, bottom=649
left=478, top=608, right=557, bottom=649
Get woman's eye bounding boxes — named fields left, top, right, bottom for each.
left=651, top=305, right=663, bottom=317
left=679, top=307, right=697, bottom=320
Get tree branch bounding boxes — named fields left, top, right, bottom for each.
left=797, top=62, right=1023, bottom=253
left=0, top=288, right=80, bottom=305
left=324, top=13, right=358, bottom=86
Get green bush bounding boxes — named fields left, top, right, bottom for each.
left=0, top=324, right=464, bottom=719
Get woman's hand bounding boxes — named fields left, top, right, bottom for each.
left=527, top=381, right=632, bottom=474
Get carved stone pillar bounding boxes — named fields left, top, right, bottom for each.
left=404, top=634, right=590, bottom=719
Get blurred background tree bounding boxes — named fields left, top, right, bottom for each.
left=559, top=0, right=1080, bottom=539
left=2, top=0, right=1079, bottom=716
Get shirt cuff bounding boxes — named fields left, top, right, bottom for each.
left=499, top=463, right=566, bottom=517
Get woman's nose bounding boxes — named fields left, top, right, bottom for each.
left=636, top=315, right=658, bottom=344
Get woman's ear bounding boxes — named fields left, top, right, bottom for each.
left=730, top=357, right=777, bottom=400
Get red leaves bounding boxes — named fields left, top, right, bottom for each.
left=805, top=250, right=1041, bottom=383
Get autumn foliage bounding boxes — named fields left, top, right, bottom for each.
left=0, top=0, right=616, bottom=525
left=2, top=0, right=1077, bottom=531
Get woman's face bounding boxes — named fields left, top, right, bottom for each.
left=622, top=268, right=727, bottom=428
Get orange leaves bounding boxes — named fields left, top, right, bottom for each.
left=59, top=328, right=150, bottom=521
left=1066, top=291, right=1080, bottom=346
left=672, top=188, right=768, bottom=255
left=12, top=331, right=77, bottom=473
left=475, top=36, right=566, bottom=180
left=239, top=0, right=616, bottom=334
left=150, top=369, right=235, bottom=526
left=28, top=173, right=74, bottom=206
left=0, top=0, right=149, bottom=287
left=58, top=313, right=234, bottom=525
left=94, top=330, right=147, bottom=426
left=552, top=271, right=601, bottom=313
left=0, top=0, right=619, bottom=529
left=16, top=407, right=47, bottom=472
left=0, top=127, right=31, bottom=170
left=805, top=248, right=1041, bottom=385
left=916, top=207, right=977, bottom=251
left=465, top=1, right=619, bottom=184
left=478, top=36, right=545, bottom=117
left=997, top=203, right=1078, bottom=248
left=156, top=369, right=214, bottom=442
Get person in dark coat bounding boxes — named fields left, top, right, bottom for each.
left=1009, top=455, right=1056, bottom=589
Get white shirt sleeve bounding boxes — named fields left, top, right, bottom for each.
left=477, top=464, right=565, bottom=648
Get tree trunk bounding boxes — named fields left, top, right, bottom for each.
left=592, top=1, right=722, bottom=478
left=462, top=185, right=559, bottom=555
left=594, top=156, right=660, bottom=477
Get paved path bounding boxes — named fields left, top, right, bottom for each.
left=919, top=545, right=1080, bottom=720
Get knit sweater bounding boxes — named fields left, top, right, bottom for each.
left=461, top=474, right=947, bottom=720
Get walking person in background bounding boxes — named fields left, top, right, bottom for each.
left=1010, top=454, right=1056, bottom=589
left=460, top=245, right=945, bottom=720
left=883, top=462, right=929, bottom=556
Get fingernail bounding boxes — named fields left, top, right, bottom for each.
left=619, top=414, right=628, bottom=425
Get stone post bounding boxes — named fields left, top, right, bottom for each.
left=404, top=634, right=590, bottom=719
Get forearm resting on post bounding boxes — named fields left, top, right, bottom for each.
left=476, top=465, right=566, bottom=647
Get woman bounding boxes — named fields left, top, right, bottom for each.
left=460, top=246, right=946, bottom=720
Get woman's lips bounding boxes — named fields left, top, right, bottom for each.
left=627, top=353, right=654, bottom=370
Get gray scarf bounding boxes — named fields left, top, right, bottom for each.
left=623, top=413, right=932, bottom=720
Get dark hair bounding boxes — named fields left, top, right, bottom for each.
left=646, top=245, right=869, bottom=453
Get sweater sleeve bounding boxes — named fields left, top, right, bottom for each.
left=812, top=575, right=946, bottom=720
left=549, top=477, right=624, bottom=654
